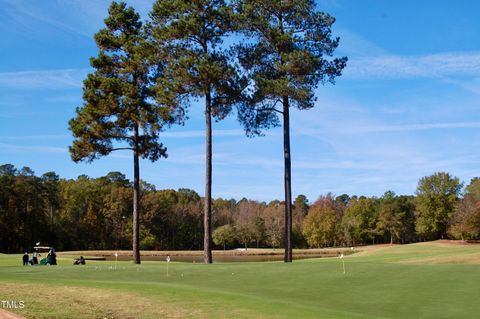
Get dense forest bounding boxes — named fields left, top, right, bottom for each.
left=1, top=163, right=479, bottom=253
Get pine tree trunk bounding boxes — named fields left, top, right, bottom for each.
left=283, top=96, right=293, bottom=263
left=204, top=91, right=213, bottom=264
left=133, top=124, right=141, bottom=264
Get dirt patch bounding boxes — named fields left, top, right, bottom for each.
left=399, top=252, right=480, bottom=265
left=434, top=239, right=480, bottom=245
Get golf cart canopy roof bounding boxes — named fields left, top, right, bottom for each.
left=34, top=246, right=53, bottom=250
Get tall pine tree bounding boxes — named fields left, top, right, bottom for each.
left=69, top=2, right=183, bottom=264
left=235, top=0, right=347, bottom=262
left=150, top=0, right=245, bottom=263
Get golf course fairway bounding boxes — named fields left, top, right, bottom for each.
left=1, top=242, right=479, bottom=318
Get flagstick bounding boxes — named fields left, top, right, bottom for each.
left=342, top=258, right=346, bottom=274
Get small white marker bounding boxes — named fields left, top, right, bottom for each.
left=114, top=252, right=118, bottom=270
left=166, top=255, right=171, bottom=277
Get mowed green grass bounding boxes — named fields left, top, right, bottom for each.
left=1, top=242, right=480, bottom=319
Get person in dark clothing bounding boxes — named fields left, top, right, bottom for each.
left=73, top=256, right=85, bottom=265
left=22, top=252, right=29, bottom=266
left=32, top=251, right=39, bottom=264
left=47, top=249, right=57, bottom=265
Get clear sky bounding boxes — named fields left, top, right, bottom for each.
left=1, top=0, right=480, bottom=202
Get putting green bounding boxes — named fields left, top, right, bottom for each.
left=1, top=242, right=479, bottom=318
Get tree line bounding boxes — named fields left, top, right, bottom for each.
left=2, top=164, right=479, bottom=254
left=69, top=1, right=347, bottom=263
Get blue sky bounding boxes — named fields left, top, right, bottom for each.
left=1, top=0, right=480, bottom=202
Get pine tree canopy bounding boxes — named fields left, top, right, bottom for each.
left=234, top=0, right=347, bottom=135
left=149, top=0, right=246, bottom=118
left=69, top=1, right=183, bottom=163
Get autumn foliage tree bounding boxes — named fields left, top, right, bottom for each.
left=449, top=194, right=480, bottom=240
left=449, top=178, right=480, bottom=240
left=69, top=2, right=182, bottom=264
left=303, top=194, right=337, bottom=248
left=235, top=0, right=347, bottom=262
left=262, top=201, right=285, bottom=249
